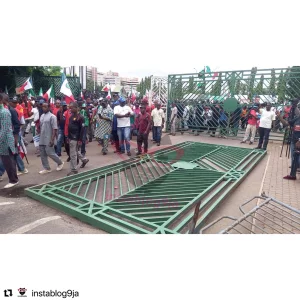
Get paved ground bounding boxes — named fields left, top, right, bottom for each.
left=0, top=132, right=299, bottom=234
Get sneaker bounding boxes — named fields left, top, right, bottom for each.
left=240, top=141, right=246, bottom=144
left=283, top=175, right=296, bottom=180
left=17, top=168, right=29, bottom=176
left=80, top=159, right=89, bottom=168
left=66, top=157, right=71, bottom=162
left=249, top=142, right=253, bottom=145
left=56, top=162, right=64, bottom=171
left=39, top=169, right=51, bottom=174
left=157, top=143, right=160, bottom=146
left=67, top=170, right=78, bottom=176
left=103, top=152, right=107, bottom=155
left=127, top=151, right=132, bottom=157
left=4, top=182, right=19, bottom=189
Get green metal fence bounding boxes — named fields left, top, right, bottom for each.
left=167, top=67, right=300, bottom=140
left=15, top=76, right=81, bottom=98
left=25, top=141, right=266, bottom=234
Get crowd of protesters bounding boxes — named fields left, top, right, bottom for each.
left=0, top=90, right=164, bottom=188
left=1, top=89, right=299, bottom=188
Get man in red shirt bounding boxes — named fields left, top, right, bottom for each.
left=136, top=104, right=151, bottom=156
left=52, top=99, right=61, bottom=117
left=63, top=101, right=73, bottom=162
left=241, top=106, right=258, bottom=145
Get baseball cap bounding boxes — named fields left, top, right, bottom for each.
left=119, top=97, right=126, bottom=103
left=61, top=101, right=67, bottom=106
left=113, top=100, right=120, bottom=105
left=39, top=99, right=45, bottom=104
left=81, top=103, right=86, bottom=108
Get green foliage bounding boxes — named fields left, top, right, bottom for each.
left=248, top=67, right=257, bottom=99
left=285, top=66, right=300, bottom=99
left=235, top=79, right=241, bottom=95
left=212, top=73, right=222, bottom=96
left=277, top=70, right=286, bottom=102
left=269, top=69, right=276, bottom=95
left=255, top=75, right=264, bottom=95
left=187, top=76, right=196, bottom=93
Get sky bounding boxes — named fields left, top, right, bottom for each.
left=2, top=0, right=299, bottom=80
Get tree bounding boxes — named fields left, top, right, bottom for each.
left=277, top=70, right=290, bottom=103
left=240, top=82, right=247, bottom=95
left=285, top=66, right=300, bottom=99
left=213, top=73, right=222, bottom=96
left=227, top=72, right=236, bottom=96
left=269, top=69, right=276, bottom=95
left=235, top=79, right=241, bottom=95
left=188, top=76, right=196, bottom=93
left=248, top=67, right=257, bottom=100
left=255, top=75, right=264, bottom=95
left=175, top=76, right=183, bottom=100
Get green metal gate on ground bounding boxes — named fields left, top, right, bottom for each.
left=25, top=142, right=266, bottom=234
left=166, top=67, right=300, bottom=140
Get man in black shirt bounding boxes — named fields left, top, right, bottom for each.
left=276, top=99, right=300, bottom=180
left=56, top=101, right=68, bottom=157
left=67, top=102, right=89, bottom=176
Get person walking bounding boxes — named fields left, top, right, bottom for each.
left=170, top=102, right=177, bottom=136
left=114, top=97, right=134, bottom=156
left=38, top=102, right=64, bottom=174
left=94, top=99, right=114, bottom=155
left=151, top=102, right=165, bottom=146
left=80, top=102, right=89, bottom=157
left=111, top=95, right=121, bottom=153
left=0, top=93, right=19, bottom=188
left=255, top=103, right=276, bottom=150
left=67, top=102, right=89, bottom=176
left=241, top=106, right=258, bottom=145
left=136, top=104, right=151, bottom=156
left=56, top=101, right=68, bottom=157
left=63, top=101, right=72, bottom=162
left=4, top=96, right=29, bottom=176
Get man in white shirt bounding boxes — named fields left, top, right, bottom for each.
left=255, top=103, right=276, bottom=150
left=170, top=102, right=177, bottom=136
left=151, top=102, right=165, bottom=146
left=114, top=97, right=134, bottom=156
left=182, top=104, right=190, bottom=130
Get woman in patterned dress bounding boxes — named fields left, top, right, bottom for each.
left=94, top=99, right=114, bottom=155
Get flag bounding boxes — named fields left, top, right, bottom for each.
left=106, top=90, right=111, bottom=100
left=33, top=134, right=40, bottom=147
left=5, top=86, right=8, bottom=95
left=19, top=77, right=33, bottom=93
left=18, top=137, right=27, bottom=159
left=212, top=72, right=219, bottom=79
left=131, top=91, right=136, bottom=101
left=43, top=85, right=55, bottom=103
left=28, top=89, right=35, bottom=99
left=60, top=73, right=74, bottom=104
left=205, top=66, right=211, bottom=73
left=102, top=83, right=110, bottom=92
left=39, top=88, right=43, bottom=97
left=80, top=90, right=84, bottom=100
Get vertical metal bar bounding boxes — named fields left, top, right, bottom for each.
left=93, top=176, right=100, bottom=202
left=102, top=174, right=107, bottom=204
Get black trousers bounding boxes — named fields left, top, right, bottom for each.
left=111, top=130, right=120, bottom=151
left=258, top=127, right=271, bottom=149
left=137, top=133, right=149, bottom=153
left=1, top=151, right=18, bottom=184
